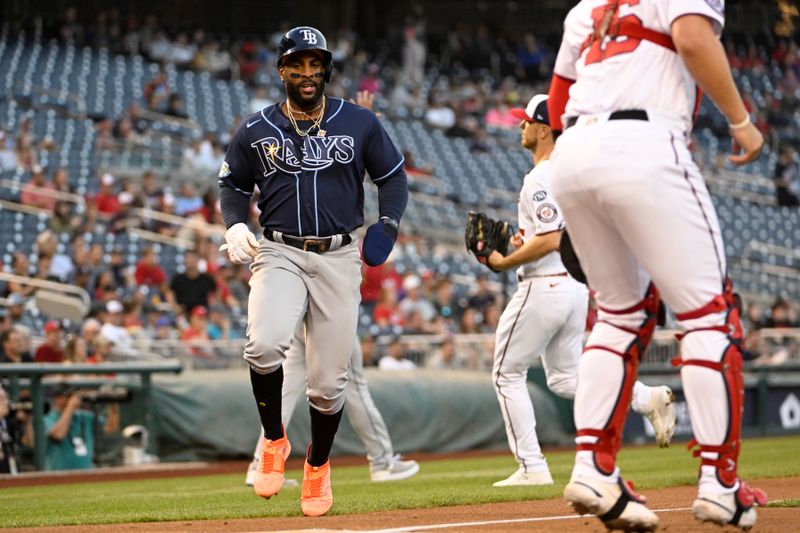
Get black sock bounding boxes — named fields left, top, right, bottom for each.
left=307, top=405, right=344, bottom=467
left=249, top=366, right=284, bottom=441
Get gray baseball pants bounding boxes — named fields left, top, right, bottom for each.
left=243, top=237, right=362, bottom=414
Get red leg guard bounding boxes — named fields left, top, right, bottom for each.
left=578, top=283, right=661, bottom=476
left=672, top=278, right=744, bottom=488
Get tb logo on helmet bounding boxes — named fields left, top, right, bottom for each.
left=299, top=29, right=318, bottom=44
left=277, top=26, right=333, bottom=83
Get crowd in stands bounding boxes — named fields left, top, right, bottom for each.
left=1, top=7, right=800, bottom=476
left=1, top=7, right=800, bottom=373
left=743, top=297, right=800, bottom=365
left=13, top=7, right=559, bottom=156
left=358, top=260, right=503, bottom=369
left=774, top=144, right=800, bottom=206
left=0, top=226, right=250, bottom=356
left=718, top=37, right=800, bottom=204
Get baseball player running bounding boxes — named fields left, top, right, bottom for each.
left=245, top=329, right=420, bottom=486
left=547, top=1, right=766, bottom=530
left=476, top=94, right=676, bottom=488
left=243, top=89, right=417, bottom=487
left=219, top=26, right=407, bottom=517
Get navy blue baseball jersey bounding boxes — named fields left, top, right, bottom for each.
left=219, top=98, right=407, bottom=237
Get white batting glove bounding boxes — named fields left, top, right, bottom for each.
left=220, top=223, right=260, bottom=264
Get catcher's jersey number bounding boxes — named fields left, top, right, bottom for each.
left=585, top=0, right=643, bottom=65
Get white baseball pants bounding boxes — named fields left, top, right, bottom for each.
left=550, top=115, right=736, bottom=493
left=492, top=276, right=588, bottom=472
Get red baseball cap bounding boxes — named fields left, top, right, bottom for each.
left=44, top=320, right=61, bottom=333
left=191, top=306, right=208, bottom=318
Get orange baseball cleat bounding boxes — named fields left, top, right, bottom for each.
left=301, top=456, right=333, bottom=517
left=253, top=433, right=291, bottom=499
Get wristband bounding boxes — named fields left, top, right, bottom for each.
left=379, top=216, right=399, bottom=231
left=728, top=115, right=751, bottom=130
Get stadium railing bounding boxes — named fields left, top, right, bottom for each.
left=744, top=240, right=800, bottom=270
left=129, top=339, right=246, bottom=369
left=0, top=271, right=90, bottom=322
left=0, top=188, right=224, bottom=242
left=6, top=79, right=87, bottom=119
left=129, top=329, right=800, bottom=371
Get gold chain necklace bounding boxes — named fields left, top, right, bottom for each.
left=290, top=101, right=324, bottom=119
left=286, top=97, right=326, bottom=137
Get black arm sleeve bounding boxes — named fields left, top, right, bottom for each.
left=220, top=186, right=251, bottom=229
left=376, top=170, right=408, bottom=223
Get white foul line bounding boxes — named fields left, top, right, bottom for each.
left=364, top=507, right=693, bottom=532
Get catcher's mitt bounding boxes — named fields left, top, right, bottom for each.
left=465, top=211, right=512, bottom=270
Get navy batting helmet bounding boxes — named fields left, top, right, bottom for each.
left=277, top=26, right=333, bottom=83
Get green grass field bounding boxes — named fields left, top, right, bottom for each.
left=1, top=436, right=798, bottom=528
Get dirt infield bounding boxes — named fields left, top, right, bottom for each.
left=5, top=474, right=798, bottom=532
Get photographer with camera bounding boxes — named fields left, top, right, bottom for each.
left=0, top=384, right=29, bottom=474
left=43, top=383, right=119, bottom=470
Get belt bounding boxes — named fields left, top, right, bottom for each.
left=517, top=272, right=569, bottom=282
left=266, top=231, right=352, bottom=254
left=565, top=109, right=648, bottom=129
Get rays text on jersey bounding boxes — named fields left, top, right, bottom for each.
left=251, top=135, right=355, bottom=175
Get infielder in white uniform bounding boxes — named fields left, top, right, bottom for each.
left=547, top=1, right=767, bottom=530
left=479, top=94, right=676, bottom=488
left=245, top=329, right=419, bottom=485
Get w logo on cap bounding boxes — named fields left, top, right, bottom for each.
left=299, top=29, right=318, bottom=44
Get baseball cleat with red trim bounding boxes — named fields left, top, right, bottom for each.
left=692, top=481, right=767, bottom=531
left=564, top=475, right=658, bottom=532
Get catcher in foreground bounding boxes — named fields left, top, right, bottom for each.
left=547, top=0, right=766, bottom=529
